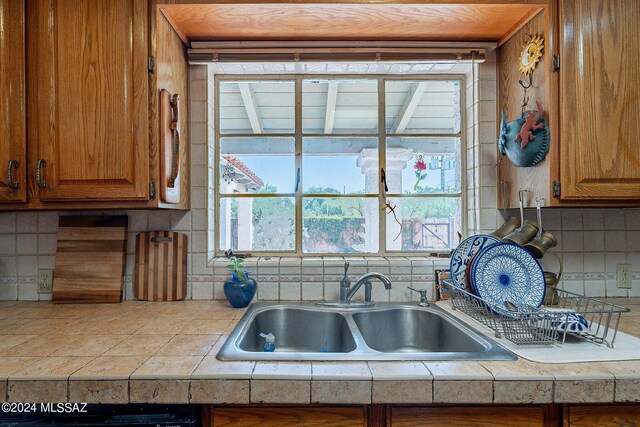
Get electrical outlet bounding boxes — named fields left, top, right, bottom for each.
left=617, top=264, right=632, bottom=289
left=38, top=269, right=54, bottom=293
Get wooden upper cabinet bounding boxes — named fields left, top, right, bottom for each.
left=559, top=0, right=640, bottom=200
left=0, top=0, right=26, bottom=203
left=27, top=0, right=149, bottom=201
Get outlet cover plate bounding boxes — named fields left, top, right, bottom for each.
left=617, top=263, right=632, bottom=289
left=38, top=269, right=54, bottom=293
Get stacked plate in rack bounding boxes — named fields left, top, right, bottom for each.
left=450, top=236, right=546, bottom=310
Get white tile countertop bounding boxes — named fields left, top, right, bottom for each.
left=0, top=299, right=639, bottom=405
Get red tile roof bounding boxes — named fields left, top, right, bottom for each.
left=223, top=155, right=264, bottom=188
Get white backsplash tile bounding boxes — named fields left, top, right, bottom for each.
left=626, top=209, right=640, bottom=229
left=17, top=281, right=38, bottom=301
left=16, top=213, right=38, bottom=233
left=257, top=282, right=278, bottom=301
left=279, top=282, right=301, bottom=301
left=0, top=213, right=16, bottom=233
left=17, top=255, right=37, bottom=277
left=561, top=210, right=583, bottom=230
left=0, top=235, right=16, bottom=256
left=302, top=282, right=323, bottom=301
left=0, top=256, right=17, bottom=276
left=583, top=231, right=605, bottom=252
left=37, top=212, right=58, bottom=233
left=16, top=234, right=37, bottom=255
left=0, top=282, right=17, bottom=300
left=191, top=281, right=214, bottom=300
left=604, top=210, right=626, bottom=230
left=562, top=231, right=584, bottom=252
left=604, top=230, right=626, bottom=252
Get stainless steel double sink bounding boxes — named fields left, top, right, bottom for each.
left=217, top=302, right=516, bottom=361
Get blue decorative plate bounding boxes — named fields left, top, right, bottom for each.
left=449, top=235, right=500, bottom=289
left=534, top=308, right=591, bottom=333
left=470, top=242, right=546, bottom=309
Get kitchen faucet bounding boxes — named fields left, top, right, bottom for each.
left=344, top=272, right=393, bottom=303
left=340, top=262, right=392, bottom=303
left=317, top=262, right=392, bottom=308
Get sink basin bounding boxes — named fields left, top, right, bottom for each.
left=353, top=307, right=487, bottom=353
left=218, top=302, right=516, bottom=361
left=237, top=307, right=356, bottom=353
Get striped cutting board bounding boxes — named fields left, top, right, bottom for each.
left=52, top=215, right=128, bottom=303
left=134, top=231, right=188, bottom=301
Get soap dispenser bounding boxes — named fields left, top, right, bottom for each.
left=260, top=333, right=276, bottom=352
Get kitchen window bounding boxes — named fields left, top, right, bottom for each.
left=215, top=75, right=464, bottom=255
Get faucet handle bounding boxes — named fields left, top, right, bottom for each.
left=340, top=262, right=350, bottom=287
left=408, top=287, right=430, bottom=307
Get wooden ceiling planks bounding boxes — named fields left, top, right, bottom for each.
left=159, top=3, right=542, bottom=43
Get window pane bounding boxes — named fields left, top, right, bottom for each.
left=303, top=197, right=378, bottom=253
left=385, top=80, right=461, bottom=134
left=302, top=79, right=378, bottom=134
left=219, top=137, right=295, bottom=194
left=219, top=80, right=294, bottom=134
left=386, top=137, right=461, bottom=194
left=386, top=197, right=461, bottom=251
left=219, top=196, right=295, bottom=252
left=302, top=137, right=378, bottom=195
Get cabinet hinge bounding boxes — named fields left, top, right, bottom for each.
left=149, top=181, right=156, bottom=200
left=552, top=54, right=560, bottom=72
left=553, top=181, right=561, bottom=198
left=148, top=56, right=155, bottom=74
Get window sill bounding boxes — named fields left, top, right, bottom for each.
left=207, top=254, right=451, bottom=269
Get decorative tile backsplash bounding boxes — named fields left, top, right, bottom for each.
left=1, top=63, right=639, bottom=302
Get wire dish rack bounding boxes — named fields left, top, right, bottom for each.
left=441, top=279, right=630, bottom=348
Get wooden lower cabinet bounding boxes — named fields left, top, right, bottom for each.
left=207, top=404, right=640, bottom=426
left=566, top=405, right=640, bottom=427
left=206, top=405, right=551, bottom=427
left=390, top=406, right=547, bottom=427
left=209, top=406, right=366, bottom=426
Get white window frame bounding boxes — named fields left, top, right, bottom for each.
left=214, top=73, right=467, bottom=257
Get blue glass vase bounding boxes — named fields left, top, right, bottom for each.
left=223, top=271, right=257, bottom=308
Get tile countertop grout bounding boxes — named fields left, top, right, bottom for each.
left=0, top=300, right=639, bottom=405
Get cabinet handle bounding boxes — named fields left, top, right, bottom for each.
left=36, top=159, right=47, bottom=188
left=6, top=160, right=19, bottom=190
left=168, top=93, right=180, bottom=188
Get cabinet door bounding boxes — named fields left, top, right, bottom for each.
left=567, top=405, right=640, bottom=427
left=0, top=0, right=26, bottom=202
left=390, top=406, right=545, bottom=427
left=27, top=0, right=149, bottom=201
left=559, top=0, right=640, bottom=200
left=211, top=407, right=366, bottom=426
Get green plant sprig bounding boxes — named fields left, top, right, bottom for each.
left=226, top=253, right=247, bottom=283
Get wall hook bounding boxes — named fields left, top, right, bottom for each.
left=518, top=73, right=533, bottom=89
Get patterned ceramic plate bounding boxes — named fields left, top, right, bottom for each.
left=470, top=242, right=546, bottom=309
left=449, top=235, right=500, bottom=289
left=534, top=308, right=591, bottom=333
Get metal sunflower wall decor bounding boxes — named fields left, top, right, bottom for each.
left=518, top=34, right=544, bottom=76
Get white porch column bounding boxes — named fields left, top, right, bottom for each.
left=236, top=187, right=253, bottom=250
left=219, top=180, right=237, bottom=250
left=357, top=149, right=379, bottom=253
left=357, top=148, right=413, bottom=251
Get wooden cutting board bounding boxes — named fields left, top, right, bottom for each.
left=52, top=216, right=128, bottom=303
left=134, top=231, right=188, bottom=301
